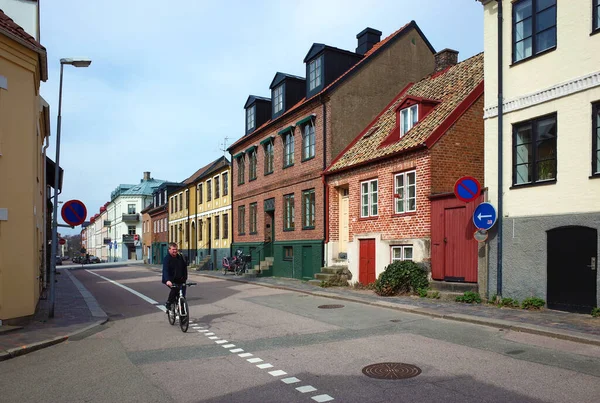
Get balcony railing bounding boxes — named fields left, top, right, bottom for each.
left=122, top=234, right=135, bottom=243
left=122, top=213, right=139, bottom=222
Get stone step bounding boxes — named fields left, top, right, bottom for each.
left=429, top=280, right=478, bottom=294
left=265, top=257, right=274, bottom=263
left=308, top=279, right=323, bottom=286
left=320, top=267, right=346, bottom=274
left=314, top=273, right=349, bottom=281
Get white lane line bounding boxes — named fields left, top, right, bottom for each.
left=205, top=332, right=215, bottom=336
left=197, top=330, right=205, bottom=333
left=268, top=370, right=287, bottom=377
left=157, top=306, right=166, bottom=312
left=215, top=340, right=228, bottom=344
left=281, top=377, right=301, bottom=384
left=296, top=385, right=317, bottom=393
left=247, top=358, right=263, bottom=363
left=208, top=336, right=219, bottom=340
left=85, top=270, right=158, bottom=305
left=223, top=344, right=236, bottom=348
left=312, top=395, right=334, bottom=402
left=229, top=348, right=244, bottom=353
left=238, top=353, right=253, bottom=358
left=198, top=330, right=209, bottom=333
left=257, top=363, right=273, bottom=369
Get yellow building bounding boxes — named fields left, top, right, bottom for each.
left=169, top=156, right=231, bottom=269
left=0, top=10, right=49, bottom=322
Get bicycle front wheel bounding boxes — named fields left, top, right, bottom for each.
left=179, top=297, right=189, bottom=332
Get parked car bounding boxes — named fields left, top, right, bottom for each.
left=55, top=256, right=62, bottom=266
left=89, top=255, right=101, bottom=264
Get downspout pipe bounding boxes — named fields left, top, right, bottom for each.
left=496, top=0, right=504, bottom=297
left=321, top=98, right=327, bottom=269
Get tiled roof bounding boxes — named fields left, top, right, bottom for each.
left=326, top=52, right=484, bottom=173
left=0, top=9, right=47, bottom=81
left=229, top=21, right=430, bottom=151
left=183, top=155, right=230, bottom=185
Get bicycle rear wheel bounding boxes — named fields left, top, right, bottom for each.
left=167, top=302, right=176, bottom=325
left=179, top=297, right=189, bottom=332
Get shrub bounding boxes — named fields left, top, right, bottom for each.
left=417, top=288, right=428, bottom=298
left=456, top=291, right=482, bottom=304
left=592, top=308, right=600, bottom=318
left=374, top=261, right=429, bottom=297
left=353, top=282, right=376, bottom=290
left=499, top=298, right=520, bottom=308
left=521, top=297, right=545, bottom=310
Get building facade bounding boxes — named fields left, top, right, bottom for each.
left=229, top=22, right=437, bottom=279
left=479, top=0, right=600, bottom=311
left=148, top=182, right=180, bottom=264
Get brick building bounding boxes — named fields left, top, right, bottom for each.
left=147, top=182, right=181, bottom=264
left=229, top=21, right=437, bottom=279
left=324, top=51, right=484, bottom=285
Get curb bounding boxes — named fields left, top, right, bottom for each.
left=195, top=272, right=600, bottom=347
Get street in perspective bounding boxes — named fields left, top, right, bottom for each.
left=1, top=1, right=599, bottom=402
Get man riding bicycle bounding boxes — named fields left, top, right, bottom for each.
left=162, top=242, right=188, bottom=310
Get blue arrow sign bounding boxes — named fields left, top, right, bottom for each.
left=473, top=202, right=497, bottom=230
left=61, top=200, right=87, bottom=226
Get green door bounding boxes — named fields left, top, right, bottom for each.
left=302, top=246, right=313, bottom=279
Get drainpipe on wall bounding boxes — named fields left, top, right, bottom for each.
left=42, top=135, right=49, bottom=289
left=496, top=0, right=504, bottom=297
left=321, top=98, right=328, bottom=268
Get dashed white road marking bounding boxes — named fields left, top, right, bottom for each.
left=282, top=377, right=301, bottom=384
left=208, top=336, right=218, bottom=340
left=268, top=370, right=287, bottom=377
left=296, top=385, right=317, bottom=393
left=205, top=332, right=215, bottom=336
left=247, top=358, right=263, bottom=363
left=238, top=353, right=253, bottom=358
left=215, top=340, right=228, bottom=344
left=312, top=395, right=334, bottom=402
left=223, top=344, right=236, bottom=348
left=198, top=330, right=209, bottom=333
left=257, top=363, right=273, bottom=369
left=230, top=348, right=244, bottom=353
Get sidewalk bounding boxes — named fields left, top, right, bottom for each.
left=0, top=269, right=107, bottom=362
left=1, top=265, right=598, bottom=363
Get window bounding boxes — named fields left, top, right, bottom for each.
left=283, top=194, right=295, bottom=230
left=395, top=171, right=417, bottom=214
left=360, top=179, right=378, bottom=217
left=238, top=205, right=246, bottom=235
left=264, top=140, right=274, bottom=174
left=170, top=198, right=173, bottom=213
left=178, top=194, right=182, bottom=211
left=207, top=180, right=212, bottom=201
left=237, top=156, right=245, bottom=185
left=302, top=122, right=315, bottom=160
left=594, top=0, right=600, bottom=32
left=198, top=183, right=203, bottom=204
left=513, top=114, right=557, bottom=185
left=215, top=175, right=220, bottom=198
left=246, top=106, right=255, bottom=131
left=308, top=56, right=322, bottom=91
left=215, top=215, right=220, bottom=239
left=185, top=222, right=189, bottom=242
left=249, top=149, right=257, bottom=180
left=249, top=203, right=257, bottom=234
left=284, top=246, right=293, bottom=261
left=302, top=189, right=315, bottom=229
left=400, top=105, right=418, bottom=136
left=273, top=85, right=283, bottom=114
left=284, top=132, right=294, bottom=167
left=128, top=204, right=136, bottom=214
left=391, top=246, right=413, bottom=262
left=593, top=102, right=600, bottom=174
left=128, top=225, right=136, bottom=235
left=512, top=0, right=556, bottom=63
left=222, top=172, right=229, bottom=196
left=199, top=219, right=203, bottom=241
left=184, top=190, right=189, bottom=210
left=223, top=213, right=229, bottom=239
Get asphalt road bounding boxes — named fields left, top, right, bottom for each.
left=1, top=264, right=599, bottom=403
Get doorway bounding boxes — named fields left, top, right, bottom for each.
left=359, top=239, right=376, bottom=284
left=338, top=187, right=349, bottom=256
left=206, top=217, right=212, bottom=252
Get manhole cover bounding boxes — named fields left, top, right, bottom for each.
left=362, top=363, right=421, bottom=379
left=318, top=304, right=345, bottom=309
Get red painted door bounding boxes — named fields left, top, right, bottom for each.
left=359, top=239, right=376, bottom=284
left=444, top=206, right=469, bottom=280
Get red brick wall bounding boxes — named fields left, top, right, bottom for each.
left=327, top=150, right=431, bottom=242
left=429, top=96, right=485, bottom=194
left=151, top=209, right=168, bottom=243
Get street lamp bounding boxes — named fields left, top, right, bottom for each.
left=49, top=57, right=92, bottom=318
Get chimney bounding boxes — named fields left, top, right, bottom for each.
left=434, top=49, right=459, bottom=73
left=143, top=171, right=151, bottom=181
left=356, top=27, right=382, bottom=55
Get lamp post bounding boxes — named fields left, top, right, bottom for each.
left=49, top=57, right=92, bottom=318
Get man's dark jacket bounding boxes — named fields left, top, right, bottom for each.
left=162, top=253, right=188, bottom=284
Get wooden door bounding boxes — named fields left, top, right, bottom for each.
left=339, top=189, right=349, bottom=254
left=359, top=239, right=376, bottom=284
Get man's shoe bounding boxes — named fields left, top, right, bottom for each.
left=165, top=302, right=172, bottom=310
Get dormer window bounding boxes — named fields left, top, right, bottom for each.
left=308, top=56, right=322, bottom=91
left=273, top=85, right=283, bottom=114
left=246, top=106, right=255, bottom=131
left=400, top=105, right=418, bottom=137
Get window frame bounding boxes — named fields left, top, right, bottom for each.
left=246, top=105, right=255, bottom=132
left=207, top=179, right=212, bottom=201
left=238, top=205, right=246, bottom=235
left=593, top=101, right=600, bottom=176
left=391, top=245, right=414, bottom=262
left=273, top=84, right=284, bottom=115
left=237, top=155, right=245, bottom=185
left=215, top=175, right=220, bottom=198
left=128, top=204, right=136, bottom=214
left=264, top=139, right=274, bottom=175
left=283, top=131, right=295, bottom=168
left=360, top=179, right=378, bottom=218
left=214, top=214, right=220, bottom=240
left=512, top=112, right=558, bottom=186
left=283, top=194, right=295, bottom=231
left=249, top=149, right=257, bottom=180
left=223, top=213, right=229, bottom=239
left=222, top=172, right=229, bottom=196
left=198, top=183, right=203, bottom=204
left=308, top=56, right=322, bottom=91
left=302, top=121, right=316, bottom=161
left=283, top=246, right=293, bottom=261
left=512, top=0, right=557, bottom=64
left=399, top=104, right=418, bottom=137
left=394, top=170, right=417, bottom=214
left=594, top=0, right=600, bottom=34
left=302, top=189, right=316, bottom=229
left=249, top=202, right=258, bottom=234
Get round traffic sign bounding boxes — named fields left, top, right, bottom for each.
left=61, top=200, right=87, bottom=226
left=473, top=202, right=497, bottom=230
left=454, top=176, right=481, bottom=203
left=59, top=238, right=66, bottom=245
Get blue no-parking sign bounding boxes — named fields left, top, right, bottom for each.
left=61, top=200, right=87, bottom=226
left=473, top=202, right=497, bottom=230
left=454, top=176, right=481, bottom=203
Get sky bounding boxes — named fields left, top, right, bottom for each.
left=39, top=0, right=483, bottom=234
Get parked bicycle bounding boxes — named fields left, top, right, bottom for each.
left=166, top=282, right=196, bottom=332
left=222, top=249, right=251, bottom=276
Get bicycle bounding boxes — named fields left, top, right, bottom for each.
left=166, top=282, right=197, bottom=332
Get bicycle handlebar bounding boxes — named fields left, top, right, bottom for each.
left=168, top=282, right=197, bottom=288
